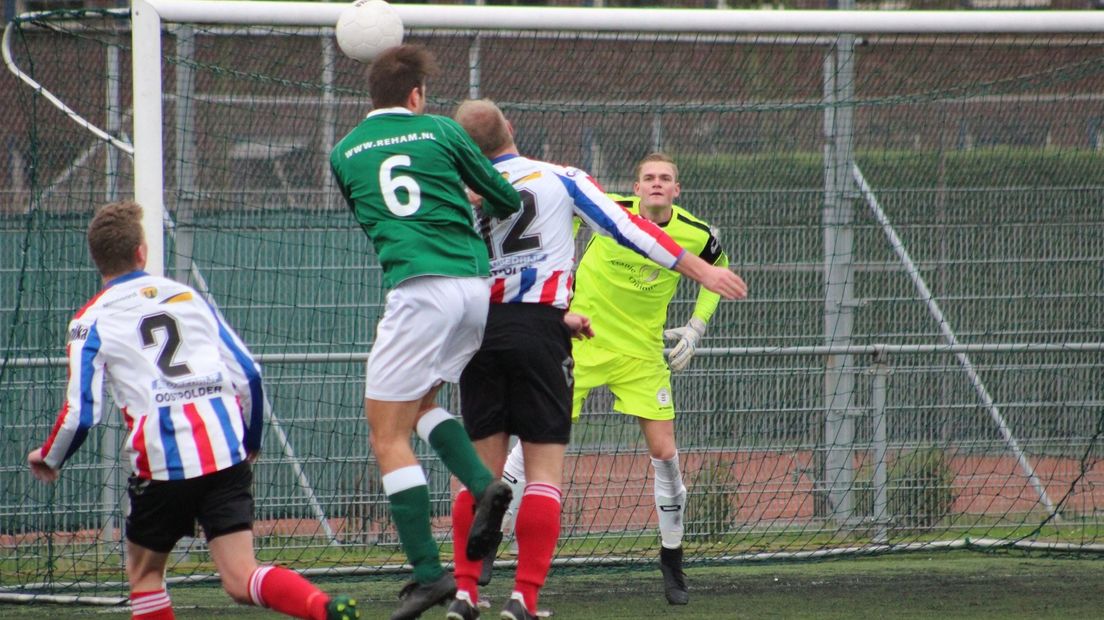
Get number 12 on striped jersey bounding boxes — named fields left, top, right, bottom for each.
left=480, top=189, right=541, bottom=260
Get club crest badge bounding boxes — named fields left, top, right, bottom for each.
left=657, top=387, right=671, bottom=406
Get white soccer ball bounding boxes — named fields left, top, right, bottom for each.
left=335, top=0, right=405, bottom=64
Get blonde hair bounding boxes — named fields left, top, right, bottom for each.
left=454, top=99, right=512, bottom=156
left=633, top=152, right=679, bottom=182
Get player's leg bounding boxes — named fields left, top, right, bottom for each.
left=639, top=418, right=689, bottom=605
left=609, top=357, right=688, bottom=604
left=639, top=418, right=688, bottom=540
left=372, top=395, right=461, bottom=619
left=426, top=292, right=514, bottom=564
left=363, top=277, right=494, bottom=618
left=414, top=390, right=511, bottom=566
left=506, top=441, right=565, bottom=620
left=456, top=332, right=515, bottom=597
left=448, top=433, right=509, bottom=620
left=499, top=439, right=526, bottom=538
left=124, top=473, right=200, bottom=620
left=500, top=304, right=574, bottom=620
left=499, top=337, right=598, bottom=545
left=416, top=392, right=493, bottom=499
left=208, top=531, right=354, bottom=620
left=198, top=462, right=359, bottom=620
left=377, top=276, right=496, bottom=499
left=409, top=278, right=512, bottom=563
left=368, top=395, right=458, bottom=620
left=126, top=542, right=174, bottom=620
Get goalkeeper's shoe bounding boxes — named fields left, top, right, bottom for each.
left=390, top=573, right=456, bottom=620
left=499, top=592, right=537, bottom=620
left=659, top=546, right=689, bottom=605
left=326, top=595, right=360, bottom=620
left=467, top=480, right=512, bottom=560
left=446, top=590, right=480, bottom=620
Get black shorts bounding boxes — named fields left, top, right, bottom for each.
left=126, top=461, right=254, bottom=553
left=460, top=303, right=573, bottom=444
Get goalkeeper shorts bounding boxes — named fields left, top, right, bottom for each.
left=571, top=340, right=675, bottom=422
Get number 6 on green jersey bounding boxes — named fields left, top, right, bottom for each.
left=380, top=154, right=421, bottom=216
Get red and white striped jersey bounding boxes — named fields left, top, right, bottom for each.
left=479, top=154, right=685, bottom=309
left=39, top=271, right=267, bottom=481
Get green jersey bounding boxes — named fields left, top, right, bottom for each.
left=572, top=195, right=727, bottom=360
left=330, top=108, right=520, bottom=288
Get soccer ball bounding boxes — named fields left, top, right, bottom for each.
left=335, top=0, right=405, bottom=64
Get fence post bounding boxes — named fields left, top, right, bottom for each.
left=822, top=26, right=859, bottom=525
left=869, top=347, right=892, bottom=543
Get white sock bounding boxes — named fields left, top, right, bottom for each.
left=501, top=440, right=527, bottom=537
left=652, top=454, right=687, bottom=549
left=415, top=406, right=454, bottom=442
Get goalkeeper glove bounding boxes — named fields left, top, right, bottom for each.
left=663, top=317, right=707, bottom=372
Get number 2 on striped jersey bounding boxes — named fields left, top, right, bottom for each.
left=481, top=188, right=540, bottom=260
left=139, top=312, right=193, bottom=379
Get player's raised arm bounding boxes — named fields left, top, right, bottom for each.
left=565, top=169, right=747, bottom=299
left=565, top=171, right=683, bottom=268
left=671, top=252, right=747, bottom=300
left=439, top=117, right=521, bottom=219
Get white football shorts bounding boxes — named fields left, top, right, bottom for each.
left=364, top=275, right=490, bottom=401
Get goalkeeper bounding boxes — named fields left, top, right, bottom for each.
left=500, top=152, right=738, bottom=605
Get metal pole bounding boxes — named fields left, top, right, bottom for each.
left=468, top=33, right=481, bottom=100
left=321, top=33, right=337, bottom=208
left=822, top=22, right=858, bottom=525
left=174, top=25, right=198, bottom=285
left=100, top=40, right=122, bottom=555
left=870, top=351, right=891, bottom=544
left=651, top=112, right=663, bottom=153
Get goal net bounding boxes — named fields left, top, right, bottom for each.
left=3, top=1, right=1104, bottom=600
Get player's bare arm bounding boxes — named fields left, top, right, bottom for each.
left=673, top=252, right=748, bottom=300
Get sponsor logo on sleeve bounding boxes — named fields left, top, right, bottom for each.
left=68, top=323, right=90, bottom=342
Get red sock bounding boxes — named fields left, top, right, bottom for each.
left=451, top=488, right=480, bottom=601
left=130, top=589, right=174, bottom=620
left=248, top=565, right=330, bottom=620
left=513, top=483, right=562, bottom=614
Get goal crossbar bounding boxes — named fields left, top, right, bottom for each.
left=142, top=2, right=1104, bottom=33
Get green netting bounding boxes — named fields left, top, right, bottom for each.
left=3, top=7, right=1104, bottom=599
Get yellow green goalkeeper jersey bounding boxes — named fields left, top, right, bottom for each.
left=571, top=195, right=728, bottom=361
